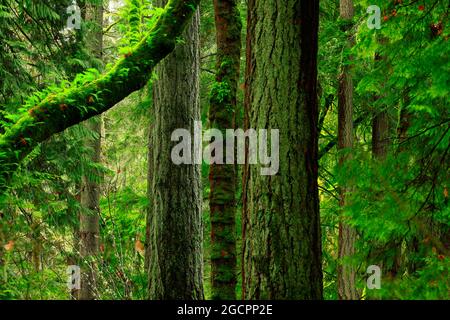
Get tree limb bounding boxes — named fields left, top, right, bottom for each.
left=0, top=0, right=200, bottom=191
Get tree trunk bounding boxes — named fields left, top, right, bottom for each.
left=337, top=0, right=359, bottom=300
left=31, top=220, right=42, bottom=272
left=78, top=2, right=104, bottom=300
left=145, top=124, right=153, bottom=274
left=208, top=0, right=242, bottom=300
left=148, top=1, right=203, bottom=300
left=372, top=42, right=391, bottom=161
left=242, top=0, right=322, bottom=299
left=78, top=118, right=102, bottom=300
left=397, top=96, right=412, bottom=150
left=396, top=91, right=419, bottom=275
left=372, top=111, right=390, bottom=160
left=372, top=108, right=401, bottom=282
left=0, top=211, right=5, bottom=268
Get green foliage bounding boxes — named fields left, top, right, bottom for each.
left=320, top=0, right=449, bottom=300
left=210, top=81, right=232, bottom=104
left=0, top=0, right=448, bottom=301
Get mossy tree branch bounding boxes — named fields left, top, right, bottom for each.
left=0, top=0, right=200, bottom=191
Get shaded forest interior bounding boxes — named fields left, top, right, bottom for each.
left=0, top=0, right=448, bottom=300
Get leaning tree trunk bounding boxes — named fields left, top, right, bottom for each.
left=337, top=0, right=359, bottom=300
left=147, top=1, right=203, bottom=300
left=208, top=0, right=242, bottom=300
left=242, top=0, right=322, bottom=299
left=78, top=2, right=104, bottom=300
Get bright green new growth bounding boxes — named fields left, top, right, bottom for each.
left=0, top=0, right=200, bottom=191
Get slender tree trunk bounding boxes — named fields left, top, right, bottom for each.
left=370, top=45, right=402, bottom=286
left=78, top=3, right=104, bottom=300
left=372, top=42, right=391, bottom=161
left=397, top=97, right=412, bottom=150
left=31, top=220, right=42, bottom=272
left=242, top=0, right=322, bottom=299
left=372, top=111, right=390, bottom=160
left=337, top=0, right=359, bottom=300
left=145, top=124, right=153, bottom=274
left=0, top=213, right=5, bottom=268
left=373, top=108, right=401, bottom=280
left=241, top=0, right=255, bottom=299
left=148, top=1, right=203, bottom=299
left=208, top=0, right=242, bottom=300
left=78, top=118, right=102, bottom=300
left=396, top=91, right=419, bottom=275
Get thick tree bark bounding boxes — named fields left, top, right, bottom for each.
left=242, top=0, right=322, bottom=299
left=0, top=0, right=201, bottom=192
left=78, top=3, right=104, bottom=300
left=241, top=0, right=255, bottom=299
left=208, top=0, right=242, bottom=300
left=337, top=0, right=359, bottom=300
left=147, top=1, right=203, bottom=300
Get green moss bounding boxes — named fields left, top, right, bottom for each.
left=0, top=0, right=201, bottom=192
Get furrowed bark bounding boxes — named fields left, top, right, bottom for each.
left=0, top=0, right=200, bottom=192
left=144, top=123, right=153, bottom=274
left=243, top=0, right=322, bottom=299
left=209, top=0, right=242, bottom=300
left=241, top=0, right=255, bottom=299
left=337, top=0, right=359, bottom=300
left=148, top=1, right=203, bottom=299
